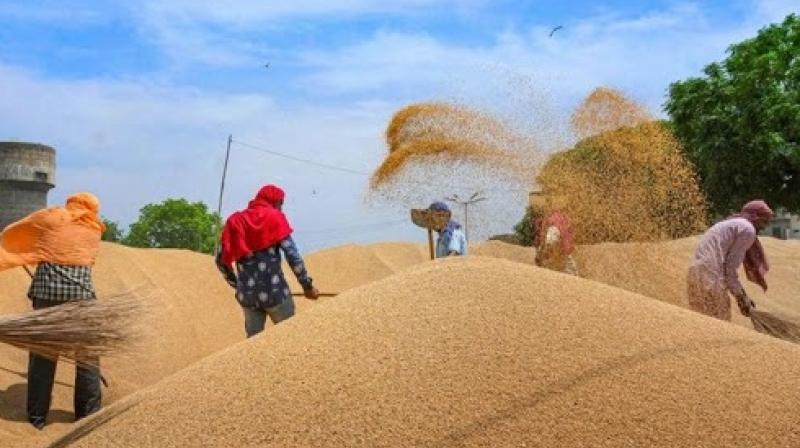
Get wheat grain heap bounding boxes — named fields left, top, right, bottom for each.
left=53, top=257, right=800, bottom=447
left=0, top=244, right=237, bottom=446
left=537, top=88, right=709, bottom=244
left=0, top=242, right=430, bottom=447
left=0, top=238, right=798, bottom=446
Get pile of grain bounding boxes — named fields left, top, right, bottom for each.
left=0, top=243, right=246, bottom=446
left=53, top=257, right=800, bottom=447
left=3, top=237, right=798, bottom=446
left=537, top=89, right=708, bottom=244
left=0, top=240, right=442, bottom=441
left=470, top=240, right=536, bottom=266
left=0, top=240, right=437, bottom=446
left=575, top=236, right=800, bottom=330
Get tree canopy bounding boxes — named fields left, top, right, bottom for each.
left=124, top=199, right=221, bottom=254
left=101, top=218, right=123, bottom=242
left=666, top=14, right=800, bottom=215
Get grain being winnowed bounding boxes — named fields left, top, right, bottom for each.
left=570, top=87, right=652, bottom=140
left=369, top=102, right=540, bottom=241
left=371, top=102, right=540, bottom=188
left=536, top=88, right=709, bottom=244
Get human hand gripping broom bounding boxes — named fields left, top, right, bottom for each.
left=734, top=290, right=800, bottom=344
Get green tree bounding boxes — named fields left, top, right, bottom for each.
left=513, top=206, right=539, bottom=247
left=665, top=14, right=800, bottom=215
left=124, top=199, right=221, bottom=254
left=101, top=218, right=124, bottom=242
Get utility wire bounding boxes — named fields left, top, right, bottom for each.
left=233, top=139, right=370, bottom=176
left=231, top=139, right=530, bottom=195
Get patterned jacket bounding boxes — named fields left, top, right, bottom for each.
left=216, top=236, right=313, bottom=310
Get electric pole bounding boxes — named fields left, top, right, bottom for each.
left=445, top=191, right=487, bottom=240
left=214, top=134, right=233, bottom=254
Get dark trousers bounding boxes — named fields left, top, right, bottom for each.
left=27, top=299, right=102, bottom=425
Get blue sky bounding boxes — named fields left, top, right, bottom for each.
left=0, top=0, right=796, bottom=250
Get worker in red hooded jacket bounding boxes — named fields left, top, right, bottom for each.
left=216, top=185, right=319, bottom=337
left=531, top=193, right=579, bottom=276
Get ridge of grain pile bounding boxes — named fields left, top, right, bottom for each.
left=53, top=257, right=800, bottom=447
left=0, top=241, right=430, bottom=447
left=0, top=243, right=244, bottom=447
left=470, top=240, right=537, bottom=266
left=575, top=236, right=800, bottom=330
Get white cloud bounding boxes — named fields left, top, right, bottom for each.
left=0, top=64, right=423, bottom=250
left=2, top=0, right=795, bottom=249
left=131, top=0, right=490, bottom=67
left=295, top=0, right=793, bottom=116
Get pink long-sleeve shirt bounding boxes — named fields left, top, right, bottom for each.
left=691, top=217, right=756, bottom=296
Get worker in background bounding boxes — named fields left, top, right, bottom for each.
left=0, top=193, right=105, bottom=430
left=428, top=202, right=467, bottom=257
left=534, top=209, right=579, bottom=275
left=687, top=200, right=774, bottom=321
left=531, top=193, right=579, bottom=275
left=216, top=184, right=319, bottom=338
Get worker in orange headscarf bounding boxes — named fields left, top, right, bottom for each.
left=0, top=193, right=106, bottom=430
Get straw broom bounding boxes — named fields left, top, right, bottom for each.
left=750, top=309, right=800, bottom=344
left=0, top=292, right=146, bottom=366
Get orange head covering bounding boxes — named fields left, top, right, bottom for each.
left=0, top=192, right=105, bottom=271
left=65, top=192, right=106, bottom=233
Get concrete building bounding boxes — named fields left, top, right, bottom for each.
left=0, top=142, right=56, bottom=230
left=764, top=208, right=800, bottom=240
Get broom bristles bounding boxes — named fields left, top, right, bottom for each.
left=750, top=310, right=800, bottom=344
left=0, top=292, right=148, bottom=365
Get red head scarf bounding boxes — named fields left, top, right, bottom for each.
left=220, top=185, right=293, bottom=265
left=534, top=209, right=575, bottom=255
left=730, top=200, right=774, bottom=291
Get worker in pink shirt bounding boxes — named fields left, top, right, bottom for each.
left=687, top=200, right=774, bottom=321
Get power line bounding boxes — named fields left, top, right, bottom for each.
left=231, top=138, right=530, bottom=195
left=233, top=139, right=371, bottom=176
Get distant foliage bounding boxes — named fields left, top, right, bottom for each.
left=666, top=14, right=800, bottom=215
left=101, top=218, right=123, bottom=243
left=124, top=199, right=221, bottom=254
